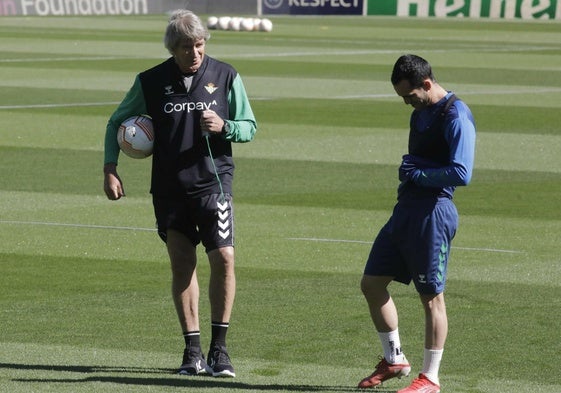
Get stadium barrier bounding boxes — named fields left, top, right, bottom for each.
left=0, top=0, right=256, bottom=16
left=1, top=0, right=559, bottom=20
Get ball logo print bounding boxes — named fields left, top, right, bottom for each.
left=264, top=0, right=283, bottom=9
left=117, top=115, right=154, bottom=159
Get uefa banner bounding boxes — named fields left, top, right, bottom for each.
left=367, top=0, right=561, bottom=20
left=261, top=0, right=365, bottom=15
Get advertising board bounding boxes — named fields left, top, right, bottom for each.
left=367, top=0, right=561, bottom=20
left=0, top=0, right=152, bottom=15
left=261, top=0, right=364, bottom=15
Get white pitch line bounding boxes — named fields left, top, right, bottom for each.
left=1, top=84, right=557, bottom=111
left=336, top=86, right=561, bottom=100
left=0, top=221, right=526, bottom=254
left=0, top=102, right=120, bottom=110
left=0, top=97, right=274, bottom=111
left=0, top=55, right=165, bottom=63
left=0, top=219, right=155, bottom=232
left=287, top=237, right=523, bottom=254
left=1, top=45, right=557, bottom=64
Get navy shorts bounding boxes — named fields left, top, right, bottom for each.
left=153, top=193, right=234, bottom=253
left=364, top=198, right=458, bottom=294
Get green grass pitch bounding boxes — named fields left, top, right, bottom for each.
left=1, top=14, right=561, bottom=393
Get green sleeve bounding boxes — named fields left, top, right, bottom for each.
left=104, top=75, right=147, bottom=165
left=223, top=74, right=257, bottom=143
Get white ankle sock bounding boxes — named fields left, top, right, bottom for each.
left=422, top=348, right=443, bottom=385
left=378, top=329, right=405, bottom=364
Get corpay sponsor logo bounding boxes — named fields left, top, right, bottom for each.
left=163, top=100, right=217, bottom=114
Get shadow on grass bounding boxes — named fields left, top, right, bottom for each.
left=2, top=362, right=396, bottom=392
left=0, top=362, right=169, bottom=374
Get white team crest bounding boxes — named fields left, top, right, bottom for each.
left=204, top=83, right=218, bottom=94
left=164, top=85, right=174, bottom=95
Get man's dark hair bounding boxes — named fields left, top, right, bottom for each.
left=391, top=54, right=435, bottom=88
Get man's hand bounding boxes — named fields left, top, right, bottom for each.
left=399, top=155, right=420, bottom=182
left=103, top=163, right=125, bottom=200
left=200, top=109, right=225, bottom=134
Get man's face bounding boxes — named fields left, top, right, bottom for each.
left=172, top=38, right=206, bottom=74
left=393, top=79, right=431, bottom=110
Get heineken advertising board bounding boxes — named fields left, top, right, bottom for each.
left=367, top=0, right=561, bottom=20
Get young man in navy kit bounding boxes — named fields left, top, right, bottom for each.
left=103, top=10, right=257, bottom=378
left=358, top=54, right=475, bottom=393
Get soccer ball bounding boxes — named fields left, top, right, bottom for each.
left=217, top=16, right=231, bottom=30
left=240, top=18, right=255, bottom=31
left=260, top=18, right=273, bottom=32
left=207, top=16, right=218, bottom=30
left=228, top=17, right=242, bottom=31
left=117, top=115, right=154, bottom=159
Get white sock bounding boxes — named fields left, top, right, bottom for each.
left=422, top=348, right=443, bottom=386
left=378, top=330, right=405, bottom=364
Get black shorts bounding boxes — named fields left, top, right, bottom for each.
left=153, top=193, right=234, bottom=253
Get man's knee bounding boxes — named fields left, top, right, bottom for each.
left=361, top=275, right=392, bottom=298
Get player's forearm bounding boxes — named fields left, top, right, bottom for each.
left=413, top=163, right=471, bottom=187
left=223, top=119, right=256, bottom=143
left=104, top=120, right=121, bottom=165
